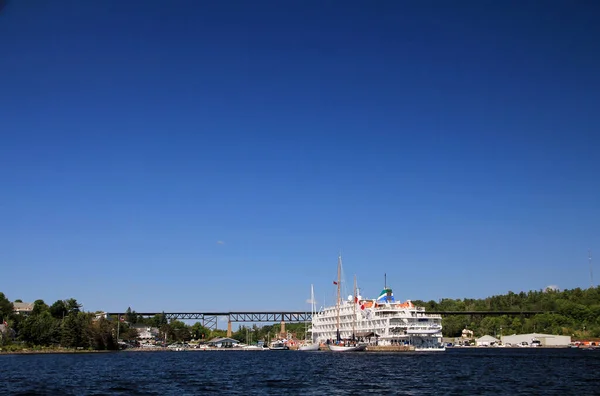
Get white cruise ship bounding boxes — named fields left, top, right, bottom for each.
left=310, top=256, right=445, bottom=351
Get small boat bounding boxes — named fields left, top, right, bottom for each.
left=328, top=258, right=366, bottom=353
left=242, top=344, right=267, bottom=351
left=298, top=285, right=320, bottom=352
left=415, top=345, right=446, bottom=352
left=269, top=340, right=289, bottom=350
left=328, top=343, right=366, bottom=352
left=299, top=342, right=320, bottom=351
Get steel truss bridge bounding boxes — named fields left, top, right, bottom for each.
left=428, top=311, right=545, bottom=316
left=106, top=310, right=547, bottom=335
left=106, top=311, right=312, bottom=334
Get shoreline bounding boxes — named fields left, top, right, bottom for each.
left=0, top=348, right=115, bottom=356
left=2, top=345, right=584, bottom=356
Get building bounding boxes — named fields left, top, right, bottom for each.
left=476, top=335, right=500, bottom=346
left=13, top=302, right=33, bottom=315
left=94, top=312, right=108, bottom=321
left=501, top=333, right=571, bottom=347
left=207, top=337, right=239, bottom=348
left=131, top=324, right=160, bottom=341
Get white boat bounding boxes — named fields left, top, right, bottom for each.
left=299, top=284, right=321, bottom=352
left=269, top=340, right=289, bottom=350
left=415, top=345, right=446, bottom=352
left=326, top=256, right=365, bottom=353
left=242, top=344, right=267, bottom=350
left=311, top=255, right=445, bottom=351
left=299, top=342, right=320, bottom=351
left=328, top=343, right=366, bottom=352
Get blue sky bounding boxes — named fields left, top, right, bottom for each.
left=1, top=1, right=599, bottom=315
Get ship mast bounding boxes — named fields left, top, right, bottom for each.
left=336, top=254, right=341, bottom=342
left=353, top=275, right=357, bottom=341
left=590, top=250, right=594, bottom=288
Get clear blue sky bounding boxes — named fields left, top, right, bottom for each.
left=1, top=1, right=599, bottom=314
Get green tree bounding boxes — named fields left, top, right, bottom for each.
left=65, top=298, right=82, bottom=315
left=442, top=315, right=469, bottom=337
left=0, top=292, right=13, bottom=322
left=19, top=311, right=60, bottom=346
left=190, top=322, right=210, bottom=340
left=49, top=300, right=68, bottom=319
left=119, top=325, right=139, bottom=343
left=125, top=307, right=139, bottom=324
left=61, top=313, right=83, bottom=348
left=32, top=299, right=49, bottom=315
left=89, top=318, right=118, bottom=350
left=170, top=320, right=191, bottom=342
left=149, top=313, right=168, bottom=328
left=61, top=312, right=94, bottom=348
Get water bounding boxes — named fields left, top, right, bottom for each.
left=1, top=348, right=599, bottom=395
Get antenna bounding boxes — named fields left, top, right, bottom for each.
left=384, top=273, right=387, bottom=289
left=590, top=250, right=594, bottom=288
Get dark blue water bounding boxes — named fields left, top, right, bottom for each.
left=1, top=348, right=599, bottom=395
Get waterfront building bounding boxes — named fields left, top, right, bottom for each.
left=207, top=337, right=239, bottom=348
left=501, top=333, right=571, bottom=347
left=475, top=335, right=500, bottom=346
left=131, top=324, right=160, bottom=341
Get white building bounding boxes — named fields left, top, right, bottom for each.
left=476, top=335, right=500, bottom=346
left=207, top=337, right=239, bottom=348
left=131, top=325, right=160, bottom=341
left=94, top=312, right=108, bottom=321
left=501, top=333, right=571, bottom=347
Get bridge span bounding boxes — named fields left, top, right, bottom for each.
left=107, top=311, right=311, bottom=336
left=107, top=310, right=548, bottom=337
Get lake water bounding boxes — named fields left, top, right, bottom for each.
left=1, top=348, right=599, bottom=395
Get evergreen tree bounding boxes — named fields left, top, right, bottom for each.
left=0, top=292, right=13, bottom=323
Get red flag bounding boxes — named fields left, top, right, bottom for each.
left=333, top=281, right=338, bottom=285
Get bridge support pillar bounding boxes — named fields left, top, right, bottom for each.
left=280, top=320, right=286, bottom=337
left=227, top=320, right=232, bottom=337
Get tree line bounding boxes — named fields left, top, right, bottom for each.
left=0, top=294, right=117, bottom=350
left=413, top=286, right=600, bottom=338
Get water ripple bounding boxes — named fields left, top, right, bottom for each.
left=1, top=349, right=599, bottom=395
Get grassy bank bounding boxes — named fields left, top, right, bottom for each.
left=0, top=344, right=114, bottom=355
